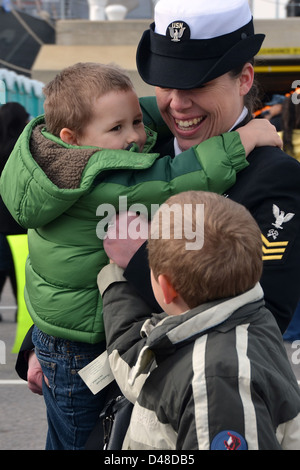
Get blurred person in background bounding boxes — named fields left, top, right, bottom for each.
left=0, top=102, right=28, bottom=321
left=280, top=90, right=300, bottom=162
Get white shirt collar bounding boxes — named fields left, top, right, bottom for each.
left=228, top=106, right=248, bottom=132
left=174, top=106, right=248, bottom=156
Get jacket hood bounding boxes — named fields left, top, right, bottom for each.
left=129, top=284, right=264, bottom=385
left=0, top=115, right=158, bottom=228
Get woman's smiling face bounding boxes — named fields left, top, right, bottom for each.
left=155, top=65, right=253, bottom=151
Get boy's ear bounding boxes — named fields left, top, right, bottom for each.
left=158, top=274, right=178, bottom=305
left=60, top=128, right=78, bottom=145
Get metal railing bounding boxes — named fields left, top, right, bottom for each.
left=9, top=0, right=89, bottom=20
left=286, top=0, right=300, bottom=16
left=7, top=0, right=154, bottom=19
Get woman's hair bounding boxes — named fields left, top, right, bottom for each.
left=43, top=62, right=134, bottom=137
left=281, top=94, right=300, bottom=157
left=148, top=191, right=263, bottom=309
left=0, top=102, right=29, bottom=173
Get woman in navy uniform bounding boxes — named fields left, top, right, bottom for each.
left=107, top=0, right=300, bottom=334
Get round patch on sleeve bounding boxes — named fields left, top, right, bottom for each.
left=210, top=430, right=248, bottom=450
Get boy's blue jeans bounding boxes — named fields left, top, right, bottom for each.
left=32, top=326, right=107, bottom=450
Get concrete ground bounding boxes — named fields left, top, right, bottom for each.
left=0, top=278, right=299, bottom=450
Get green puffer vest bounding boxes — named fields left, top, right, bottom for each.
left=0, top=97, right=247, bottom=343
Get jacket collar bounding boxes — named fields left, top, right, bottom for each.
left=164, top=283, right=264, bottom=345
left=129, top=283, right=264, bottom=385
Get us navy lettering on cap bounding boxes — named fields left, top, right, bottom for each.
left=166, top=21, right=190, bottom=42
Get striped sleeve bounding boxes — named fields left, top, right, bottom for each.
left=191, top=326, right=283, bottom=450
left=98, top=264, right=155, bottom=403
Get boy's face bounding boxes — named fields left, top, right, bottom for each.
left=77, top=88, right=147, bottom=151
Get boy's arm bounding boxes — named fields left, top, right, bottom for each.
left=175, top=371, right=253, bottom=449
left=98, top=264, right=155, bottom=403
left=177, top=119, right=282, bottom=195
left=100, top=131, right=248, bottom=199
left=117, top=124, right=281, bottom=203
left=186, top=372, right=300, bottom=450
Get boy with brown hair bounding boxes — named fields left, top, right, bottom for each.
left=148, top=191, right=263, bottom=309
left=42, top=62, right=147, bottom=152
left=0, top=61, right=281, bottom=450
left=99, top=191, right=300, bottom=450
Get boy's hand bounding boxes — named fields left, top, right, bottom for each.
left=104, top=211, right=150, bottom=269
left=236, top=119, right=282, bottom=156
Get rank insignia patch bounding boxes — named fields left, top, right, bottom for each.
left=262, top=234, right=289, bottom=261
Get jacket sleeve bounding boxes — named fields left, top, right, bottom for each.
left=139, top=95, right=248, bottom=194
left=97, top=264, right=155, bottom=403
left=181, top=132, right=248, bottom=194
left=15, top=325, right=34, bottom=381
left=124, top=243, right=160, bottom=311
left=255, top=153, right=300, bottom=333
left=91, top=132, right=247, bottom=205
left=149, top=132, right=247, bottom=195
left=226, top=147, right=300, bottom=332
left=201, top=371, right=300, bottom=450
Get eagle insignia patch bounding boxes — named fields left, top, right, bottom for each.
left=271, top=204, right=295, bottom=230
left=262, top=204, right=296, bottom=261
left=167, top=21, right=190, bottom=42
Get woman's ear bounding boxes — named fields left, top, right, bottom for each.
left=158, top=274, right=178, bottom=304
left=239, top=62, right=254, bottom=97
left=60, top=127, right=78, bottom=145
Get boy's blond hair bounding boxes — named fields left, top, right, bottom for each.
left=43, top=62, right=134, bottom=137
left=148, top=191, right=263, bottom=308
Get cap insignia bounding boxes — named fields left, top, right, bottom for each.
left=166, top=21, right=190, bottom=42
